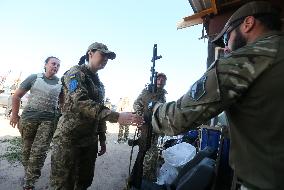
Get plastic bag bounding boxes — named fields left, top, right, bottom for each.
left=162, top=142, right=196, bottom=168
left=156, top=142, right=196, bottom=185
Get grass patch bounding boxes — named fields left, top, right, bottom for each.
left=0, top=137, right=22, bottom=164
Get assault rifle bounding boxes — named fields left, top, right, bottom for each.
left=127, top=44, right=162, bottom=189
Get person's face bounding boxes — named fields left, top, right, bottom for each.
left=223, top=16, right=257, bottom=54
left=157, top=76, right=166, bottom=89
left=227, top=26, right=247, bottom=52
left=45, top=58, right=60, bottom=76
left=88, top=51, right=108, bottom=72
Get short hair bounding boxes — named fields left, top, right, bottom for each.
left=254, top=13, right=282, bottom=31
left=45, top=56, right=60, bottom=64
left=157, top=73, right=167, bottom=80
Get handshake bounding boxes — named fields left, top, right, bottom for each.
left=117, top=112, right=144, bottom=126
left=117, top=101, right=158, bottom=127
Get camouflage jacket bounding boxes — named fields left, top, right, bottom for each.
left=53, top=64, right=119, bottom=147
left=152, top=31, right=284, bottom=189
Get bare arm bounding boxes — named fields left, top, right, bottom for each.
left=10, top=88, right=28, bottom=128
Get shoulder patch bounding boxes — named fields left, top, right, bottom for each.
left=69, top=72, right=78, bottom=79
left=69, top=79, right=78, bottom=92
left=189, top=76, right=207, bottom=101
left=69, top=74, right=76, bottom=79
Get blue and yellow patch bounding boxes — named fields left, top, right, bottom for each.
left=69, top=79, right=78, bottom=92
left=69, top=73, right=76, bottom=79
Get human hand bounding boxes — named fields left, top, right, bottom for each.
left=98, top=142, right=106, bottom=156
left=10, top=114, right=20, bottom=128
left=118, top=112, right=144, bottom=126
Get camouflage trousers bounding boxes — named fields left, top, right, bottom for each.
left=118, top=124, right=129, bottom=142
left=18, top=119, right=57, bottom=187
left=50, top=139, right=98, bottom=190
left=142, top=135, right=160, bottom=182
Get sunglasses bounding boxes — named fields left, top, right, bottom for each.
left=223, top=33, right=230, bottom=47
left=223, top=19, right=244, bottom=46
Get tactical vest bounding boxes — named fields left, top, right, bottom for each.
left=26, top=73, right=61, bottom=112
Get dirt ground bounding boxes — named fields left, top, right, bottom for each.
left=0, top=108, right=138, bottom=190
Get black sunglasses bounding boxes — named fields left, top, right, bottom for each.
left=223, top=19, right=244, bottom=46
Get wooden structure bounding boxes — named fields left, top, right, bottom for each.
left=177, top=0, right=284, bottom=67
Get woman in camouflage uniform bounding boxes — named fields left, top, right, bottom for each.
left=10, top=56, right=62, bottom=190
left=50, top=42, right=141, bottom=190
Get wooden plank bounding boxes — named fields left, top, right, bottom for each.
left=176, top=0, right=218, bottom=29
left=177, top=16, right=203, bottom=29
left=211, top=0, right=218, bottom=14
left=183, top=8, right=214, bottom=21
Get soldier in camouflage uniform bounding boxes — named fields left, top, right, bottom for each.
left=50, top=42, right=142, bottom=190
left=10, top=56, right=62, bottom=190
left=117, top=97, right=132, bottom=143
left=133, top=72, right=167, bottom=182
left=118, top=122, right=129, bottom=143
left=149, top=2, right=284, bottom=190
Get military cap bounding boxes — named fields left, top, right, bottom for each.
left=212, top=1, right=280, bottom=47
left=87, top=42, right=116, bottom=60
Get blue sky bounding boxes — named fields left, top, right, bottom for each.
left=0, top=0, right=208, bottom=103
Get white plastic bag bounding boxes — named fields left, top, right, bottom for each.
left=162, top=142, right=196, bottom=168
left=156, top=142, right=196, bottom=185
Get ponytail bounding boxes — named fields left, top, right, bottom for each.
left=78, top=49, right=96, bottom=65
left=78, top=55, right=87, bottom=65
